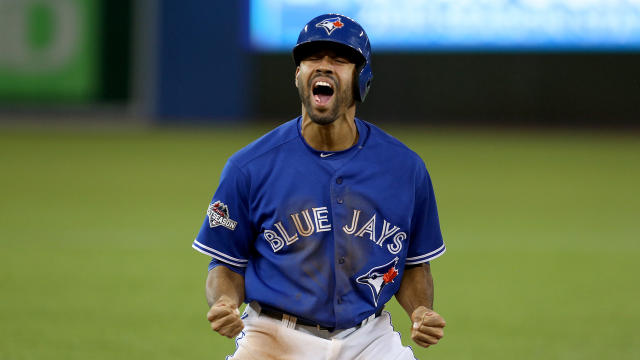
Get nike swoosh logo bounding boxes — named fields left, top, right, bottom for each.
left=320, top=153, right=335, bottom=158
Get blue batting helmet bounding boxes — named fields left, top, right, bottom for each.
left=293, top=14, right=373, bottom=102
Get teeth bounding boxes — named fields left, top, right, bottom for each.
left=315, top=81, right=332, bottom=88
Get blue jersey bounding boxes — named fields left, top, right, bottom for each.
left=192, top=117, right=445, bottom=330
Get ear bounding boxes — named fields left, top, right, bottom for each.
left=294, top=67, right=300, bottom=88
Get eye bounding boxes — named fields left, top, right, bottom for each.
left=335, top=57, right=349, bottom=64
left=305, top=55, right=322, bottom=61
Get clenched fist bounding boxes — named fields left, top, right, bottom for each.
left=207, top=295, right=244, bottom=338
left=410, top=306, right=445, bottom=348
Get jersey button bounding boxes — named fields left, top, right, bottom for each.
left=336, top=177, right=343, bottom=184
left=337, top=198, right=343, bottom=204
left=338, top=257, right=345, bottom=264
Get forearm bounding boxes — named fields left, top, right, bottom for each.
left=395, top=263, right=435, bottom=316
left=206, top=266, right=245, bottom=308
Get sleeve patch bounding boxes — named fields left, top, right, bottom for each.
left=207, top=201, right=238, bottom=230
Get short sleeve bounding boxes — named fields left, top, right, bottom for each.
left=192, top=160, right=254, bottom=271
left=208, top=257, right=246, bottom=275
left=406, top=162, right=446, bottom=265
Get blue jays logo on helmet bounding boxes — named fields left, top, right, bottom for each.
left=293, top=13, right=373, bottom=102
left=356, top=257, right=399, bottom=306
left=315, top=17, right=344, bottom=35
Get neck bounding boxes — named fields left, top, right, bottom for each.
left=300, top=106, right=358, bottom=152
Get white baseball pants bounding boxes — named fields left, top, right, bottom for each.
left=226, top=302, right=416, bottom=360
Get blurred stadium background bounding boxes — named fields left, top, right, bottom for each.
left=1, top=1, right=639, bottom=359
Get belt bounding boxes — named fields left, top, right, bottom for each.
left=251, top=302, right=383, bottom=332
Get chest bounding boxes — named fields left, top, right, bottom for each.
left=247, top=157, right=416, bottom=256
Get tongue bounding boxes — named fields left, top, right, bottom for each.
left=314, top=94, right=332, bottom=106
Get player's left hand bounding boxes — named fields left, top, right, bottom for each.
left=410, top=306, right=445, bottom=348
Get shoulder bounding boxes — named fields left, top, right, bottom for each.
left=227, top=118, right=300, bottom=168
left=360, top=119, right=425, bottom=168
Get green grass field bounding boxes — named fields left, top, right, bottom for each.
left=1, top=124, right=638, bottom=359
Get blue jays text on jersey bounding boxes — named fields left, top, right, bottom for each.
left=261, top=206, right=406, bottom=255
left=192, top=117, right=445, bottom=330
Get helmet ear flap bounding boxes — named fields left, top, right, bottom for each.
left=357, top=62, right=373, bottom=102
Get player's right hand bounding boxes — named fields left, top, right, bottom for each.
left=206, top=295, right=244, bottom=338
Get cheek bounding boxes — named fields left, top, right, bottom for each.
left=338, top=71, right=355, bottom=97
left=297, top=67, right=312, bottom=82
left=341, top=68, right=356, bottom=91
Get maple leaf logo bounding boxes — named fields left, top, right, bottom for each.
left=383, top=267, right=398, bottom=283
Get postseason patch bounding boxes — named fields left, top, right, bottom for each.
left=207, top=201, right=238, bottom=230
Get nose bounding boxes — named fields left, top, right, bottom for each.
left=315, top=56, right=334, bottom=74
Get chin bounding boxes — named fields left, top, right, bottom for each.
left=308, top=103, right=341, bottom=125
left=309, top=113, right=338, bottom=125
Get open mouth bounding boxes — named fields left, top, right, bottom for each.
left=312, top=80, right=334, bottom=106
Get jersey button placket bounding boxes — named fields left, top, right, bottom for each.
left=334, top=177, right=345, bottom=267
left=331, top=174, right=348, bottom=323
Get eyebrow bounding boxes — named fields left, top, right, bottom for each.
left=306, top=51, right=353, bottom=61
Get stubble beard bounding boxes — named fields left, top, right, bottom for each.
left=298, top=79, right=354, bottom=126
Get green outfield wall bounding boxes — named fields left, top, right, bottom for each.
left=0, top=0, right=99, bottom=101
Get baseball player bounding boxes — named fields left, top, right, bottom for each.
left=192, top=14, right=446, bottom=359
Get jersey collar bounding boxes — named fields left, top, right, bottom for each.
left=297, top=116, right=369, bottom=159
